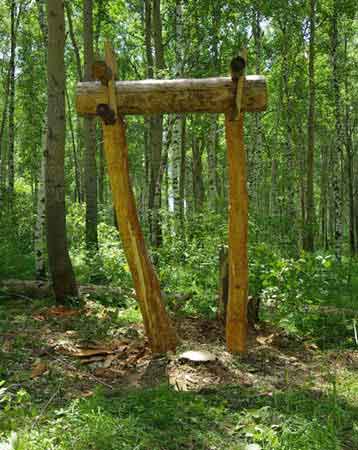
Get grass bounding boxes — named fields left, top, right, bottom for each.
left=2, top=381, right=357, bottom=450
left=0, top=296, right=357, bottom=450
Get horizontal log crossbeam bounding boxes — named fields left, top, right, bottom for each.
left=76, top=75, right=267, bottom=116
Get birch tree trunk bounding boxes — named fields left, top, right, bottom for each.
left=320, top=143, right=329, bottom=249
left=207, top=114, right=219, bottom=211
left=66, top=88, right=82, bottom=202
left=35, top=0, right=48, bottom=279
left=147, top=0, right=164, bottom=247
left=250, top=6, right=263, bottom=215
left=46, top=0, right=78, bottom=303
left=7, top=0, right=20, bottom=203
left=304, top=0, right=316, bottom=251
left=344, top=33, right=355, bottom=255
left=206, top=2, right=221, bottom=212
left=35, top=132, right=46, bottom=280
left=280, top=19, right=296, bottom=242
left=331, top=1, right=343, bottom=259
left=0, top=64, right=10, bottom=203
left=171, top=0, right=184, bottom=226
left=192, top=131, right=205, bottom=211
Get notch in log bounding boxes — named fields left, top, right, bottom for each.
left=97, top=103, right=116, bottom=125
left=92, top=60, right=113, bottom=86
left=230, top=55, right=246, bottom=81
left=230, top=50, right=247, bottom=121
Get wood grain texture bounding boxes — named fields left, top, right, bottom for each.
left=76, top=75, right=267, bottom=115
left=225, top=113, right=249, bottom=354
left=99, top=43, right=176, bottom=353
left=102, top=118, right=177, bottom=352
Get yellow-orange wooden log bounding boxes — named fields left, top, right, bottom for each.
left=102, top=118, right=177, bottom=353
left=99, top=41, right=176, bottom=353
left=225, top=113, right=249, bottom=353
left=76, top=76, right=267, bottom=116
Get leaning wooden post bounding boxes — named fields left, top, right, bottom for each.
left=225, top=52, right=249, bottom=353
left=95, top=42, right=177, bottom=353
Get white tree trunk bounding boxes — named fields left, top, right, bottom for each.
left=35, top=126, right=47, bottom=280
left=171, top=0, right=184, bottom=222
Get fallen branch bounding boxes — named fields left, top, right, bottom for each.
left=0, top=279, right=125, bottom=300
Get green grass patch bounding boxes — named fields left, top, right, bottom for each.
left=1, top=381, right=357, bottom=450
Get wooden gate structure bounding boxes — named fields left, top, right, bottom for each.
left=75, top=43, right=267, bottom=354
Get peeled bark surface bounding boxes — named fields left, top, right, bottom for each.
left=218, top=247, right=260, bottom=328
left=76, top=76, right=267, bottom=116
left=225, top=113, right=249, bottom=354
left=102, top=117, right=177, bottom=353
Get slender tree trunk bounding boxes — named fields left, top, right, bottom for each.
left=251, top=6, right=263, bottom=215
left=83, top=0, right=98, bottom=250
left=46, top=0, right=78, bottom=303
left=207, top=114, right=219, bottom=210
left=35, top=130, right=46, bottom=280
left=65, top=0, right=84, bottom=204
left=304, top=0, right=316, bottom=251
left=344, top=34, right=355, bottom=255
left=147, top=0, right=165, bottom=247
left=34, top=0, right=48, bottom=280
left=331, top=1, right=343, bottom=259
left=320, top=144, right=329, bottom=249
left=179, top=118, right=186, bottom=224
left=0, top=65, right=10, bottom=201
left=142, top=0, right=154, bottom=223
left=66, top=88, right=82, bottom=202
left=7, top=0, right=18, bottom=203
left=65, top=0, right=83, bottom=81
left=171, top=0, right=184, bottom=227
left=270, top=158, right=277, bottom=217
left=280, top=20, right=296, bottom=241
left=98, top=133, right=105, bottom=205
left=192, top=132, right=205, bottom=211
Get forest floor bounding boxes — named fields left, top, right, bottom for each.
left=0, top=297, right=357, bottom=450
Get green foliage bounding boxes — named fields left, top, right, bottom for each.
left=158, top=211, right=227, bottom=316
left=0, top=383, right=36, bottom=436
left=0, top=180, right=35, bottom=280
left=67, top=204, right=132, bottom=292
left=1, top=382, right=357, bottom=450
left=249, top=243, right=358, bottom=348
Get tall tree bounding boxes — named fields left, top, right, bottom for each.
left=65, top=0, right=84, bottom=203
left=251, top=3, right=264, bottom=216
left=206, top=1, right=221, bottom=212
left=330, top=0, right=344, bottom=259
left=46, top=0, right=78, bottom=302
left=171, top=0, right=184, bottom=225
left=304, top=0, right=316, bottom=251
left=7, top=0, right=22, bottom=202
left=344, top=32, right=356, bottom=255
left=147, top=0, right=165, bottom=247
left=34, top=0, right=48, bottom=280
left=0, top=58, right=10, bottom=201
left=83, top=0, right=98, bottom=250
